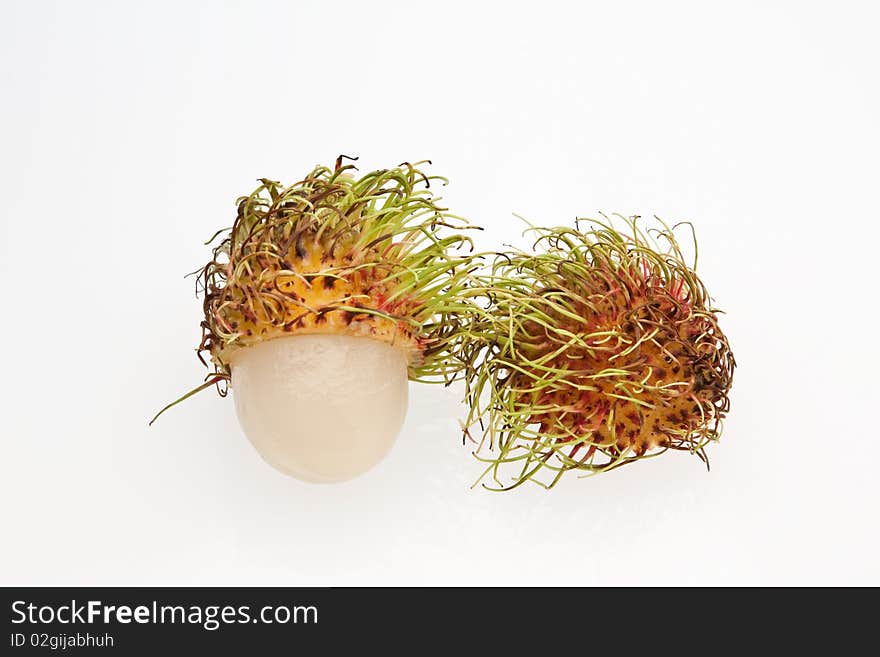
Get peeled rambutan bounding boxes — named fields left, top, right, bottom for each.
left=152, top=157, right=480, bottom=482
left=461, top=216, right=735, bottom=490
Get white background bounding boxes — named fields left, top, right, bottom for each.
left=2, top=1, right=878, bottom=585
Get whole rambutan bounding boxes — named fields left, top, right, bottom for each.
left=460, top=216, right=735, bottom=490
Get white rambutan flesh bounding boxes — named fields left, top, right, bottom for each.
left=229, top=334, right=408, bottom=483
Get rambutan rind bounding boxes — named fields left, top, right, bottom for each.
left=151, top=158, right=481, bottom=424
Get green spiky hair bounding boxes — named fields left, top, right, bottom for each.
left=151, top=157, right=481, bottom=424
left=460, top=216, right=735, bottom=490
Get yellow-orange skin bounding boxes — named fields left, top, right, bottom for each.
left=210, top=237, right=422, bottom=370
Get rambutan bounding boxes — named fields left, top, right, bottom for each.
left=460, top=216, right=735, bottom=490
left=152, top=157, right=480, bottom=482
